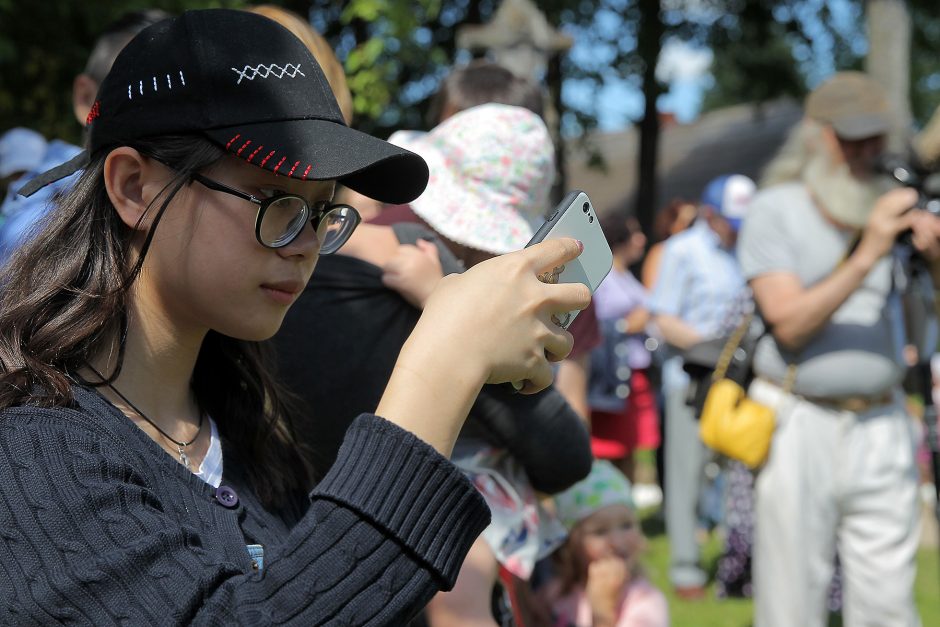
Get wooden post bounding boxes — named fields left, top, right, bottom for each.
left=866, top=0, right=913, bottom=152
left=456, top=0, right=573, bottom=208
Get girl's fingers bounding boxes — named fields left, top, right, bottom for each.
left=519, top=360, right=554, bottom=395
left=541, top=281, right=592, bottom=314
left=521, top=237, right=583, bottom=274
left=542, top=319, right=575, bottom=362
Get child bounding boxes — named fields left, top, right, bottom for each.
left=0, top=9, right=589, bottom=624
left=546, top=461, right=668, bottom=627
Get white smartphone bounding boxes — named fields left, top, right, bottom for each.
left=525, top=190, right=613, bottom=329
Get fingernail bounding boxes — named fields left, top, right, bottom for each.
left=576, top=239, right=584, bottom=253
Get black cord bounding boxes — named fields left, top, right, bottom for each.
left=87, top=364, right=203, bottom=448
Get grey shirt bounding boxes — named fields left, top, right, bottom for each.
left=738, top=182, right=905, bottom=397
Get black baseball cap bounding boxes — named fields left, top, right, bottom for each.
left=20, top=9, right=429, bottom=203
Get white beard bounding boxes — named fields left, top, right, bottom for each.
left=803, top=150, right=888, bottom=228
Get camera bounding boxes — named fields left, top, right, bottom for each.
left=875, top=153, right=940, bottom=217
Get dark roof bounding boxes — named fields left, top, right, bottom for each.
left=566, top=98, right=804, bottom=215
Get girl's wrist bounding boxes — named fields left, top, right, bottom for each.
left=376, top=331, right=486, bottom=456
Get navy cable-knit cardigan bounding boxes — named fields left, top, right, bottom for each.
left=0, top=385, right=489, bottom=625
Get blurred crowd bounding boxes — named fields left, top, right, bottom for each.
left=1, top=5, right=939, bottom=627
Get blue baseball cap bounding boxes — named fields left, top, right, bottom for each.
left=701, top=174, right=756, bottom=231
left=0, top=128, right=46, bottom=179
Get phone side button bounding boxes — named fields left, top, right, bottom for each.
left=546, top=209, right=559, bottom=221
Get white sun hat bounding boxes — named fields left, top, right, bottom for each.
left=388, top=103, right=555, bottom=254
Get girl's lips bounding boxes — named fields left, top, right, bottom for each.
left=260, top=281, right=302, bottom=305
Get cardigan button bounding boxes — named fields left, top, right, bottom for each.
left=215, top=485, right=239, bottom=508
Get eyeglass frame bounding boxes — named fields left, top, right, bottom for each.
left=189, top=172, right=360, bottom=253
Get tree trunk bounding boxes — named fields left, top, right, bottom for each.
left=547, top=53, right=566, bottom=207
left=866, top=0, right=912, bottom=152
left=634, top=0, right=665, bottom=237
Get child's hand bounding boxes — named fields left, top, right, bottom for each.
left=586, top=556, right=630, bottom=626
left=381, top=239, right=443, bottom=309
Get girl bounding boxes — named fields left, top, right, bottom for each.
left=590, top=215, right=660, bottom=483
left=545, top=461, right=668, bottom=627
left=0, top=10, right=588, bottom=625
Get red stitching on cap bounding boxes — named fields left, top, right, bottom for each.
left=273, top=156, right=287, bottom=174
left=236, top=140, right=252, bottom=156
left=85, top=101, right=101, bottom=126
left=247, top=145, right=264, bottom=162
left=226, top=134, right=241, bottom=150
left=287, top=161, right=300, bottom=177
left=260, top=150, right=276, bottom=167
left=301, top=165, right=312, bottom=180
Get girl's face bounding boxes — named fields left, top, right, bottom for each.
left=576, top=504, right=644, bottom=564
left=138, top=155, right=335, bottom=342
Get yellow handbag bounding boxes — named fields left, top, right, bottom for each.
left=698, top=314, right=795, bottom=469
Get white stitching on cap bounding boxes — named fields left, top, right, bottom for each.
left=127, top=69, right=187, bottom=99
left=231, top=63, right=305, bottom=85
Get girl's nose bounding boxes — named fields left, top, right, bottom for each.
left=277, top=220, right=321, bottom=260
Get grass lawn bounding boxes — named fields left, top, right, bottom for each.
left=631, top=446, right=940, bottom=625
left=638, top=512, right=940, bottom=626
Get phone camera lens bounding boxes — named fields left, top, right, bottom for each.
left=589, top=215, right=594, bottom=223
left=582, top=202, right=590, bottom=214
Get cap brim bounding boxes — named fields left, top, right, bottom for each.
left=724, top=217, right=743, bottom=232
left=205, top=119, right=429, bottom=205
left=832, top=113, right=890, bottom=141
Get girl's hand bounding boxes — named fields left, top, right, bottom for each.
left=415, top=237, right=589, bottom=391
left=376, top=238, right=590, bottom=455
left=381, top=239, right=443, bottom=309
left=586, top=556, right=629, bottom=626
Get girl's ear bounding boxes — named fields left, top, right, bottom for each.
left=103, top=147, right=168, bottom=231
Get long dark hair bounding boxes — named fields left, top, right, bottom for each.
left=0, top=135, right=312, bottom=509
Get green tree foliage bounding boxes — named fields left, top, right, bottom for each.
left=703, top=1, right=809, bottom=111
left=3, top=1, right=937, bottom=154
left=0, top=1, right=246, bottom=146
left=909, top=0, right=940, bottom=126
left=704, top=0, right=940, bottom=128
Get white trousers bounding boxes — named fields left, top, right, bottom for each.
left=750, top=379, right=921, bottom=627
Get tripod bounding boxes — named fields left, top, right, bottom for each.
left=913, top=359, right=940, bottom=540
left=899, top=247, right=940, bottom=591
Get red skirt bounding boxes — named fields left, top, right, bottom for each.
left=591, top=369, right=661, bottom=457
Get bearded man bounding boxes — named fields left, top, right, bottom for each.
left=739, top=72, right=940, bottom=627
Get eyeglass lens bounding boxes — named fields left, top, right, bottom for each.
left=316, top=206, right=357, bottom=254
left=259, top=196, right=309, bottom=248
left=259, top=197, right=358, bottom=253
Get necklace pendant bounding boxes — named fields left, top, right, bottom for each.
left=179, top=447, right=191, bottom=470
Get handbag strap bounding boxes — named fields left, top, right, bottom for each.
left=781, top=363, right=797, bottom=393
left=711, top=311, right=798, bottom=392
left=711, top=311, right=754, bottom=382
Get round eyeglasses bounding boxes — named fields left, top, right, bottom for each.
left=190, top=173, right=360, bottom=254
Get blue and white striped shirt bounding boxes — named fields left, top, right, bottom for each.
left=648, top=220, right=746, bottom=340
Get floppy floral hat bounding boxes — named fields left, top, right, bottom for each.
left=388, top=103, right=555, bottom=254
